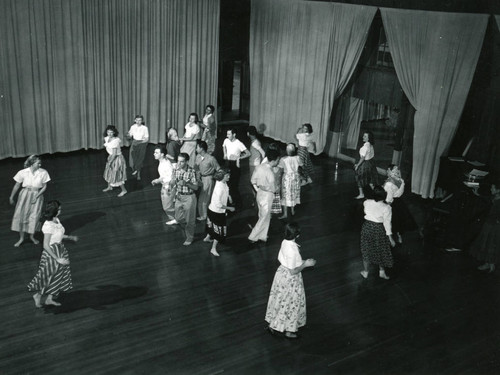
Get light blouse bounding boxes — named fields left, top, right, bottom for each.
left=13, top=168, right=51, bottom=188
left=209, top=181, right=230, bottom=214
left=295, top=132, right=312, bottom=148
left=42, top=218, right=65, bottom=245
left=359, top=142, right=374, bottom=160
left=104, top=136, right=123, bottom=155
left=384, top=179, right=405, bottom=204
left=277, top=240, right=303, bottom=270
left=249, top=139, right=265, bottom=167
left=158, top=158, right=174, bottom=187
left=184, top=123, right=200, bottom=139
left=128, top=124, right=149, bottom=141
left=279, top=156, right=301, bottom=175
left=363, top=199, right=392, bottom=235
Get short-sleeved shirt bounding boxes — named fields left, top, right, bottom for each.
left=13, top=168, right=51, bottom=188
left=104, top=136, right=123, bottom=155
left=359, top=142, right=374, bottom=160
left=42, top=219, right=65, bottom=245
left=158, top=158, right=174, bottom=187
left=295, top=132, right=312, bottom=148
left=279, top=156, right=301, bottom=175
left=195, top=154, right=220, bottom=177
left=249, top=139, right=265, bottom=167
left=251, top=163, right=276, bottom=192
left=363, top=199, right=392, bottom=235
left=128, top=124, right=149, bottom=141
left=184, top=123, right=200, bottom=139
left=277, top=240, right=303, bottom=269
left=173, top=166, right=198, bottom=196
left=223, top=138, right=247, bottom=160
left=209, top=180, right=229, bottom=214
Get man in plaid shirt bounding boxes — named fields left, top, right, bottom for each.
left=167, top=152, right=199, bottom=245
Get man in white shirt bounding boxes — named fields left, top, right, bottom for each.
left=151, top=146, right=175, bottom=224
left=222, top=128, right=250, bottom=208
left=248, top=149, right=280, bottom=243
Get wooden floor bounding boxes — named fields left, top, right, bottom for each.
left=1, top=146, right=499, bottom=375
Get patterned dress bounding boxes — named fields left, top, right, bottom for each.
left=103, top=136, right=127, bottom=186
left=279, top=156, right=301, bottom=207
left=265, top=240, right=306, bottom=333
left=296, top=132, right=314, bottom=182
left=27, top=219, right=73, bottom=297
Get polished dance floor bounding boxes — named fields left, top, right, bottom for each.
left=0, top=145, right=499, bottom=374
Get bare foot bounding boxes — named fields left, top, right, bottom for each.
left=203, top=235, right=213, bottom=243
left=354, top=195, right=365, bottom=200
left=102, top=187, right=113, bottom=192
left=33, top=293, right=42, bottom=308
left=30, top=237, right=40, bottom=245
left=210, top=248, right=220, bottom=257
left=277, top=215, right=287, bottom=220
left=45, top=297, right=61, bottom=306
left=14, top=239, right=23, bottom=247
left=117, top=191, right=127, bottom=197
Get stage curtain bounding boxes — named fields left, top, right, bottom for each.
left=249, top=0, right=376, bottom=154
left=344, top=98, right=365, bottom=150
left=381, top=8, right=488, bottom=198
left=496, top=15, right=500, bottom=28
left=0, top=0, right=219, bottom=159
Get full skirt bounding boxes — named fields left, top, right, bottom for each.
left=281, top=172, right=301, bottom=207
left=355, top=159, right=379, bottom=187
left=129, top=141, right=147, bottom=171
left=206, top=209, right=227, bottom=243
left=298, top=146, right=313, bottom=181
left=27, top=243, right=73, bottom=297
left=360, top=220, right=393, bottom=268
left=265, top=265, right=306, bottom=333
left=11, top=188, right=44, bottom=234
left=104, top=154, right=127, bottom=186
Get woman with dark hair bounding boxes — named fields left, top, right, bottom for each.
left=180, top=112, right=201, bottom=167
left=360, top=185, right=396, bottom=280
left=354, top=131, right=379, bottom=199
left=201, top=105, right=217, bottom=154
left=127, top=115, right=149, bottom=180
left=27, top=200, right=78, bottom=307
left=9, top=155, right=51, bottom=247
left=469, top=180, right=500, bottom=273
left=204, top=168, right=235, bottom=256
left=102, top=125, right=127, bottom=197
left=295, top=123, right=316, bottom=185
left=265, top=222, right=316, bottom=339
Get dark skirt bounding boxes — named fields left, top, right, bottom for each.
left=207, top=209, right=227, bottom=243
left=298, top=146, right=313, bottom=181
left=129, top=141, right=147, bottom=171
left=391, top=198, right=416, bottom=234
left=469, top=222, right=500, bottom=264
left=360, top=220, right=393, bottom=268
left=27, top=243, right=73, bottom=297
left=356, top=159, right=379, bottom=187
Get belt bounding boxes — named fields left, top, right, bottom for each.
left=23, top=187, right=40, bottom=191
left=178, top=192, right=194, bottom=196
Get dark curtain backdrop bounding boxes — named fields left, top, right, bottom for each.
left=0, top=0, right=219, bottom=159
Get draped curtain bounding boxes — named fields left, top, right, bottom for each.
left=0, top=0, right=219, bottom=159
left=344, top=98, right=365, bottom=150
left=381, top=8, right=488, bottom=198
left=249, top=0, right=376, bottom=154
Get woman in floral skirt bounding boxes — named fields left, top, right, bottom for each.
left=265, top=223, right=316, bottom=339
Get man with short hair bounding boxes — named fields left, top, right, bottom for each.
left=223, top=128, right=250, bottom=207
left=151, top=146, right=175, bottom=224
left=195, top=140, right=220, bottom=221
left=168, top=153, right=199, bottom=246
left=248, top=149, right=280, bottom=243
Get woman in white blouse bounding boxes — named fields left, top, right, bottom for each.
left=383, top=164, right=406, bottom=243
left=102, top=125, right=127, bottom=197
left=204, top=168, right=235, bottom=256
left=27, top=200, right=78, bottom=307
left=180, top=113, right=201, bottom=167
left=354, top=131, right=379, bottom=199
left=265, top=223, right=316, bottom=339
left=360, top=186, right=396, bottom=280
left=9, top=155, right=51, bottom=247
left=200, top=105, right=217, bottom=155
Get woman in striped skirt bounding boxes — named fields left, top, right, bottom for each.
left=9, top=155, right=51, bottom=247
left=28, top=200, right=78, bottom=307
left=354, top=131, right=379, bottom=199
left=360, top=185, right=396, bottom=280
left=102, top=125, right=127, bottom=197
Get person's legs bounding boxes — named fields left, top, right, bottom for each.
left=379, top=266, right=389, bottom=279
left=45, top=294, right=61, bottom=306
left=183, top=195, right=197, bottom=244
left=210, top=240, right=220, bottom=256
left=360, top=260, right=369, bottom=278
left=161, top=186, right=176, bottom=221
left=33, top=292, right=42, bottom=308
left=249, top=190, right=273, bottom=242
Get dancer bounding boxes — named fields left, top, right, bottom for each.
left=204, top=168, right=235, bottom=256
left=195, top=140, right=220, bottom=221
left=295, top=123, right=316, bottom=185
left=151, top=146, right=175, bottom=224
left=383, top=164, right=408, bottom=243
left=201, top=105, right=217, bottom=155
left=127, top=115, right=149, bottom=180
left=27, top=200, right=78, bottom=307
left=180, top=113, right=201, bottom=167
left=9, top=155, right=51, bottom=247
left=247, top=125, right=265, bottom=178
left=102, top=125, right=127, bottom=197
left=166, top=128, right=182, bottom=165
left=223, top=128, right=250, bottom=208
left=168, top=153, right=199, bottom=245
left=279, top=144, right=302, bottom=219
left=354, top=131, right=379, bottom=199
left=248, top=149, right=280, bottom=243
left=265, top=222, right=316, bottom=339
left=469, top=180, right=500, bottom=273
left=360, top=185, right=396, bottom=280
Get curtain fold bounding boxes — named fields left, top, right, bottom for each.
left=249, top=0, right=376, bottom=154
left=495, top=15, right=500, bottom=29
left=381, top=8, right=488, bottom=198
left=344, top=97, right=365, bottom=150
left=0, top=0, right=219, bottom=159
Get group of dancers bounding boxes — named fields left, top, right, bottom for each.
left=8, top=117, right=499, bottom=340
